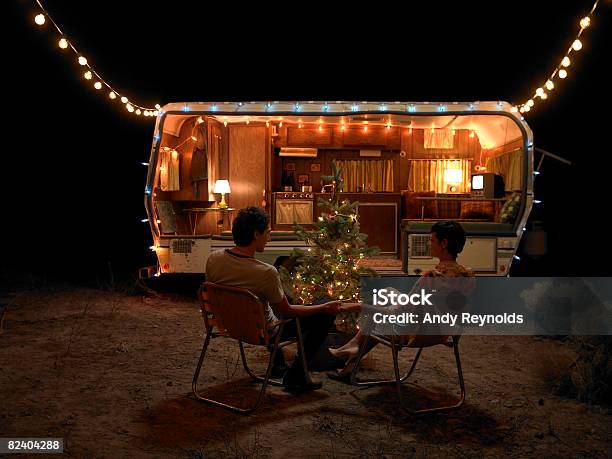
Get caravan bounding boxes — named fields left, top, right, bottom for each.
left=143, top=101, right=533, bottom=277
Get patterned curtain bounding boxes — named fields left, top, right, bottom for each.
left=335, top=159, right=394, bottom=192
left=160, top=148, right=180, bottom=191
left=424, top=129, right=454, bottom=149
left=407, top=159, right=472, bottom=193
left=485, top=148, right=523, bottom=191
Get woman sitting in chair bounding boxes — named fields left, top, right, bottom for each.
left=329, top=220, right=474, bottom=379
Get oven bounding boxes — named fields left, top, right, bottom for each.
left=273, top=192, right=315, bottom=228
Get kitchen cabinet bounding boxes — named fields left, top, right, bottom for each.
left=287, top=126, right=333, bottom=147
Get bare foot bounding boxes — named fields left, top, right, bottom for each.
left=329, top=346, right=360, bottom=360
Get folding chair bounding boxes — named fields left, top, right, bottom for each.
left=349, top=334, right=465, bottom=415
left=192, top=281, right=311, bottom=414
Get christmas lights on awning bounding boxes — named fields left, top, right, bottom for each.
left=32, top=0, right=158, bottom=118
left=515, top=0, right=600, bottom=114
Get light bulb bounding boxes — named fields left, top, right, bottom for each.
left=153, top=111, right=159, bottom=116
left=136, top=109, right=141, bottom=115
left=318, top=125, right=322, bottom=131
left=266, top=120, right=270, bottom=127
left=519, top=107, right=525, bottom=113
left=527, top=99, right=534, bottom=107
left=155, top=104, right=161, bottom=110
left=524, top=105, right=531, bottom=112
left=190, top=136, right=197, bottom=141
left=572, top=39, right=582, bottom=51
left=224, top=121, right=227, bottom=127
left=540, top=93, right=548, bottom=100
left=78, top=56, right=88, bottom=66
left=197, top=116, right=204, bottom=124
left=510, top=106, right=518, bottom=113
left=84, top=71, right=92, bottom=80
left=580, top=17, right=590, bottom=28
left=536, top=87, right=544, bottom=96
left=126, top=103, right=134, bottom=113
left=34, top=14, right=46, bottom=25
left=121, top=96, right=128, bottom=104
left=58, top=38, right=68, bottom=49
left=109, top=91, right=116, bottom=99
left=559, top=69, right=567, bottom=79
left=545, top=80, right=554, bottom=90
left=561, top=56, right=570, bottom=67
left=94, top=81, right=102, bottom=90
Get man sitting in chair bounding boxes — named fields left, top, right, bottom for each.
left=206, top=206, right=342, bottom=393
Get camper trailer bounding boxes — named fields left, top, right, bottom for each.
left=143, top=101, right=533, bottom=277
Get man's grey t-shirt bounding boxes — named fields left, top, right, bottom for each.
left=205, top=249, right=284, bottom=325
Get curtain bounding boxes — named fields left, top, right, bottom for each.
left=485, top=148, right=523, bottom=191
left=407, top=159, right=472, bottom=193
left=335, top=159, right=394, bottom=192
left=424, top=129, right=454, bottom=149
left=160, top=148, right=180, bottom=191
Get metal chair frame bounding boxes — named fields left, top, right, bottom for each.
left=349, top=334, right=465, bottom=415
left=192, top=282, right=311, bottom=414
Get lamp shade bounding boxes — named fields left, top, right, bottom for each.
left=213, top=179, right=231, bottom=194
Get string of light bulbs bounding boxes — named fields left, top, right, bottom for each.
left=32, top=1, right=600, bottom=120
left=513, top=0, right=600, bottom=115
left=32, top=0, right=159, bottom=117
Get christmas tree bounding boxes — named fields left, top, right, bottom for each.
left=282, top=161, right=380, bottom=332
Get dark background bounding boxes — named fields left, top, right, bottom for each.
left=4, top=1, right=612, bottom=283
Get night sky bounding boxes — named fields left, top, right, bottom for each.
left=5, top=1, right=612, bottom=282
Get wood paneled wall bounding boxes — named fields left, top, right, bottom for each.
left=229, top=126, right=267, bottom=211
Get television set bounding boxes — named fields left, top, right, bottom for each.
left=471, top=173, right=504, bottom=198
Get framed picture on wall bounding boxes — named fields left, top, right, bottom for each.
left=286, top=162, right=296, bottom=171
left=297, top=174, right=310, bottom=184
left=310, top=163, right=321, bottom=172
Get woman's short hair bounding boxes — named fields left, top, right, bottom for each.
left=431, top=220, right=466, bottom=257
left=232, top=207, right=270, bottom=246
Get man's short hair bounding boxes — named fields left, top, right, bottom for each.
left=431, top=220, right=466, bottom=257
left=232, top=207, right=270, bottom=246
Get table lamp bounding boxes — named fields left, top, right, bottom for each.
left=213, top=179, right=231, bottom=208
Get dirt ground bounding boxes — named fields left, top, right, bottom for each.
left=1, top=284, right=610, bottom=458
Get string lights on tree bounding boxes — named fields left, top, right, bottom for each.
left=280, top=161, right=379, bottom=333
left=514, top=0, right=600, bottom=115
left=31, top=0, right=158, bottom=118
